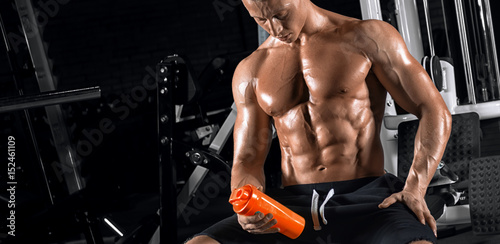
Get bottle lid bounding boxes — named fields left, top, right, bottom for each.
left=229, top=185, right=253, bottom=213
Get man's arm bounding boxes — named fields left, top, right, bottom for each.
left=231, top=59, right=273, bottom=192
left=231, top=58, right=279, bottom=234
left=358, top=20, right=452, bottom=236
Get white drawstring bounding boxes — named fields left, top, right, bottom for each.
left=320, top=188, right=335, bottom=225
left=311, top=188, right=335, bottom=231
left=311, top=189, right=321, bottom=230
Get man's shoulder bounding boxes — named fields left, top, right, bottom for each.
left=335, top=19, right=402, bottom=53
left=232, top=50, right=261, bottom=85
left=233, top=48, right=268, bottom=77
left=306, top=16, right=392, bottom=46
left=331, top=18, right=394, bottom=38
left=354, top=19, right=397, bottom=35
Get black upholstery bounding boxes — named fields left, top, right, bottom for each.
left=397, top=112, right=481, bottom=182
left=469, top=156, right=500, bottom=235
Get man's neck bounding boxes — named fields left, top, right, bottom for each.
left=297, top=3, right=329, bottom=41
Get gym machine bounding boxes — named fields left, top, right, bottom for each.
left=153, top=51, right=247, bottom=243
left=0, top=0, right=125, bottom=242
left=361, top=0, right=500, bottom=236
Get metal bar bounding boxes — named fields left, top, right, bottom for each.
left=0, top=86, right=101, bottom=113
left=1, top=3, right=54, bottom=205
left=16, top=0, right=56, bottom=91
left=455, top=0, right=477, bottom=104
left=157, top=59, right=178, bottom=244
left=176, top=166, right=210, bottom=218
left=422, top=0, right=435, bottom=56
left=0, top=12, right=10, bottom=53
left=440, top=0, right=453, bottom=58
left=394, top=0, right=425, bottom=62
left=359, top=0, right=383, bottom=20
left=15, top=0, right=85, bottom=194
left=176, top=107, right=230, bottom=123
left=24, top=109, right=55, bottom=205
left=483, top=0, right=500, bottom=99
left=209, top=103, right=237, bottom=154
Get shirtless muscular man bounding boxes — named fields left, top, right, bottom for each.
left=187, top=0, right=451, bottom=243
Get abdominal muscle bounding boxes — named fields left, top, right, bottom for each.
left=274, top=100, right=386, bottom=186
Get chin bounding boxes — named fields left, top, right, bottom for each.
left=288, top=36, right=299, bottom=43
left=283, top=34, right=298, bottom=43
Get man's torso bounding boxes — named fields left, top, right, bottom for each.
left=244, top=17, right=388, bottom=186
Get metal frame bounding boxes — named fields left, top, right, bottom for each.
left=0, top=87, right=101, bottom=113
left=15, top=0, right=85, bottom=194
left=157, top=56, right=179, bottom=243
left=209, top=103, right=237, bottom=154
left=394, top=0, right=425, bottom=62
left=359, top=0, right=383, bottom=20
left=176, top=166, right=210, bottom=218
left=455, top=0, right=477, bottom=104
left=483, top=0, right=500, bottom=99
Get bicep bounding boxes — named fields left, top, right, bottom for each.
left=232, top=69, right=272, bottom=166
left=367, top=22, right=443, bottom=116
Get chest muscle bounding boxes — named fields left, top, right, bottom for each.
left=255, top=44, right=371, bottom=117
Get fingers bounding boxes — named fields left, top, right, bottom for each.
left=379, top=192, right=437, bottom=236
left=424, top=211, right=437, bottom=237
left=415, top=211, right=424, bottom=225
left=238, top=212, right=279, bottom=234
left=242, top=211, right=265, bottom=223
left=378, top=194, right=399, bottom=209
left=415, top=208, right=437, bottom=237
left=405, top=197, right=437, bottom=237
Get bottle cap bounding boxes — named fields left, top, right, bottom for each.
left=229, top=185, right=253, bottom=213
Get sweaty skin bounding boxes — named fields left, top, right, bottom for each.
left=187, top=0, right=451, bottom=243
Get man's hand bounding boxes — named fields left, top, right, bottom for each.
left=378, top=190, right=437, bottom=237
left=237, top=212, right=279, bottom=234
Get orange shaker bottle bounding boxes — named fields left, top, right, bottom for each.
left=229, top=184, right=305, bottom=239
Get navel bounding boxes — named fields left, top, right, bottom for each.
left=340, top=87, right=349, bottom=94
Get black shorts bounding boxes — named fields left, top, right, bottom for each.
left=194, top=174, right=437, bottom=244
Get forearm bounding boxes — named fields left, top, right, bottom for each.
left=231, top=126, right=271, bottom=192
left=231, top=110, right=272, bottom=192
left=231, top=162, right=266, bottom=192
left=404, top=108, right=451, bottom=196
